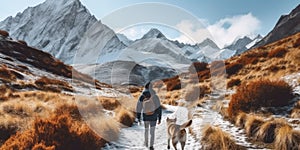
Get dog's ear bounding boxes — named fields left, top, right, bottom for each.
left=167, top=117, right=169, bottom=121
left=174, top=118, right=177, bottom=122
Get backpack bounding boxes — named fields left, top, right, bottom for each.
left=143, top=96, right=155, bottom=115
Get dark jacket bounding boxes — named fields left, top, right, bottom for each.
left=136, top=89, right=162, bottom=122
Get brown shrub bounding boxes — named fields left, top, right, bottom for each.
left=227, top=78, right=241, bottom=88
left=244, top=115, right=265, bottom=137
left=0, top=30, right=9, bottom=38
left=293, top=37, right=300, bottom=48
left=115, top=107, right=135, bottom=127
left=274, top=126, right=300, bottom=150
left=54, top=104, right=82, bottom=121
left=163, top=76, right=181, bottom=91
left=189, top=62, right=208, bottom=73
left=1, top=114, right=106, bottom=150
left=237, top=56, right=259, bottom=65
left=228, top=79, right=293, bottom=117
left=256, top=119, right=290, bottom=143
left=98, top=97, right=120, bottom=110
left=196, top=69, right=210, bottom=82
left=0, top=65, right=17, bottom=82
left=201, top=125, right=245, bottom=150
left=35, top=76, right=73, bottom=92
left=268, top=47, right=288, bottom=58
left=226, top=62, right=243, bottom=77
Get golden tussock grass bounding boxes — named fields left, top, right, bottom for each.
left=86, top=116, right=120, bottom=142
left=274, top=125, right=300, bottom=150
left=291, top=109, right=300, bottom=118
left=98, top=96, right=120, bottom=111
left=244, top=115, right=265, bottom=137
left=115, top=107, right=135, bottom=127
left=1, top=102, right=33, bottom=118
left=235, top=112, right=248, bottom=128
left=255, top=118, right=291, bottom=143
left=201, top=125, right=245, bottom=150
left=1, top=113, right=107, bottom=150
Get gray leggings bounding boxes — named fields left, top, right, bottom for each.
left=144, top=121, right=156, bottom=147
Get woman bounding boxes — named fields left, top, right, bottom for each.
left=136, top=81, right=162, bottom=150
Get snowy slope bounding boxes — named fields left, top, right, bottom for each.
left=0, top=0, right=125, bottom=64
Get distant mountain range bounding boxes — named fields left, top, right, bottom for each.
left=0, top=0, right=299, bottom=85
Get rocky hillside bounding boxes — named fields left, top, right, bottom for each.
left=253, top=4, right=300, bottom=48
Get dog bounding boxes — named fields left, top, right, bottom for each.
left=166, top=117, right=192, bottom=150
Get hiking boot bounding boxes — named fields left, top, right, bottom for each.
left=149, top=146, right=154, bottom=150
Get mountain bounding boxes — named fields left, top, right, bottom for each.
left=0, top=0, right=268, bottom=85
left=253, top=4, right=300, bottom=48
left=225, top=35, right=262, bottom=55
left=0, top=35, right=109, bottom=94
left=197, top=38, right=220, bottom=49
left=141, top=28, right=166, bottom=40
left=116, top=33, right=133, bottom=46
left=0, top=0, right=125, bottom=64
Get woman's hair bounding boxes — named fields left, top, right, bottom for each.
left=144, top=81, right=156, bottom=95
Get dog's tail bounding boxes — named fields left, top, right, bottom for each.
left=179, top=120, right=192, bottom=130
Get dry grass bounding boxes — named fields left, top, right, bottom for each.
left=189, top=62, right=208, bottom=73
left=1, top=113, right=107, bottom=150
left=226, top=62, right=243, bottom=77
left=35, top=76, right=73, bottom=92
left=201, top=125, right=245, bottom=150
left=255, top=119, right=291, bottom=143
left=162, top=75, right=181, bottom=91
left=274, top=125, right=300, bottom=150
left=115, top=107, right=135, bottom=127
left=244, top=115, right=265, bottom=137
left=293, top=36, right=300, bottom=48
left=268, top=47, right=288, bottom=58
left=235, top=112, right=248, bottom=128
left=228, top=79, right=293, bottom=118
left=98, top=97, right=120, bottom=111
left=227, top=78, right=241, bottom=88
left=2, top=103, right=33, bottom=117
left=291, top=109, right=300, bottom=118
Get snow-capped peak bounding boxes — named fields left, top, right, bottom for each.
left=141, top=28, right=166, bottom=39
left=197, top=38, right=220, bottom=49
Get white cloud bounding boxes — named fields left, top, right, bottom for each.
left=172, top=20, right=212, bottom=44
left=173, top=13, right=261, bottom=48
left=116, top=27, right=148, bottom=40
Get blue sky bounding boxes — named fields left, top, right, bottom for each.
left=1, top=0, right=299, bottom=47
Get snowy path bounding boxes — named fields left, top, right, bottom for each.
left=103, top=105, right=201, bottom=150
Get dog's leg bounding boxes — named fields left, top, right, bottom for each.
left=180, top=141, right=185, bottom=150
left=172, top=137, right=178, bottom=150
left=167, top=137, right=170, bottom=149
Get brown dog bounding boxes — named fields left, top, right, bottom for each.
left=166, top=117, right=192, bottom=150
